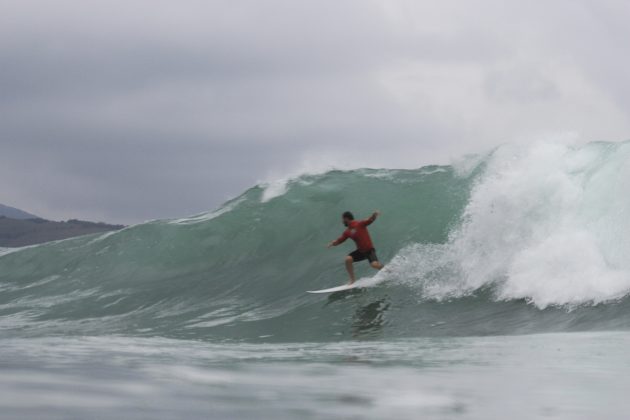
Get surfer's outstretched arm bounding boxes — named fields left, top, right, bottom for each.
left=361, top=210, right=380, bottom=226
left=327, top=232, right=349, bottom=248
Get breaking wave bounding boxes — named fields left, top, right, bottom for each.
left=1, top=140, right=629, bottom=341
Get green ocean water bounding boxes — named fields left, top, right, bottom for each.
left=1, top=140, right=630, bottom=418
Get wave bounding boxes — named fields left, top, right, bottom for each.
left=0, top=140, right=629, bottom=341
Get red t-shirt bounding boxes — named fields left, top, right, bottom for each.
left=335, top=219, right=374, bottom=252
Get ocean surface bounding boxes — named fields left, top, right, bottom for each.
left=1, top=140, right=629, bottom=419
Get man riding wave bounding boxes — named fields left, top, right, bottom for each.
left=328, top=211, right=384, bottom=284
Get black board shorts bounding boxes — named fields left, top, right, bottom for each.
left=349, top=248, right=378, bottom=263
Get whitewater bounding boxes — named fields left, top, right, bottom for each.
left=1, top=140, right=630, bottom=419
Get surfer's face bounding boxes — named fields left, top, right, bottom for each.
left=342, top=217, right=350, bottom=227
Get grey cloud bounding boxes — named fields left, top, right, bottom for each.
left=1, top=0, right=629, bottom=223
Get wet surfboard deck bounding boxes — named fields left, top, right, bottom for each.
left=307, top=277, right=382, bottom=294
left=306, top=283, right=357, bottom=294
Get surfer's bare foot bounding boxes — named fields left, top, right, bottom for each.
left=370, top=261, right=384, bottom=270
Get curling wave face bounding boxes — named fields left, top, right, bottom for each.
left=1, top=141, right=629, bottom=342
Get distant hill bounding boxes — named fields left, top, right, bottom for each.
left=0, top=217, right=125, bottom=247
left=0, top=203, right=38, bottom=220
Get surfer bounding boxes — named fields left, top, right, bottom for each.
left=327, top=211, right=384, bottom=284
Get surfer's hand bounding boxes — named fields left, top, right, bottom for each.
left=327, top=241, right=334, bottom=248
left=373, top=210, right=380, bottom=218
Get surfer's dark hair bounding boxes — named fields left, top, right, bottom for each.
left=342, top=211, right=354, bottom=220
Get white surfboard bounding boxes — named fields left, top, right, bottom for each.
left=307, top=283, right=357, bottom=294
left=307, top=276, right=383, bottom=294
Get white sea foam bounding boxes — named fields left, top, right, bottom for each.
left=169, top=197, right=246, bottom=225
left=0, top=247, right=20, bottom=257
left=259, top=162, right=448, bottom=203
left=388, top=140, right=630, bottom=308
left=260, top=178, right=292, bottom=202
left=257, top=153, right=397, bottom=202
left=259, top=159, right=341, bottom=203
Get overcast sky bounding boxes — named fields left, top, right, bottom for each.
left=1, top=0, right=629, bottom=224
